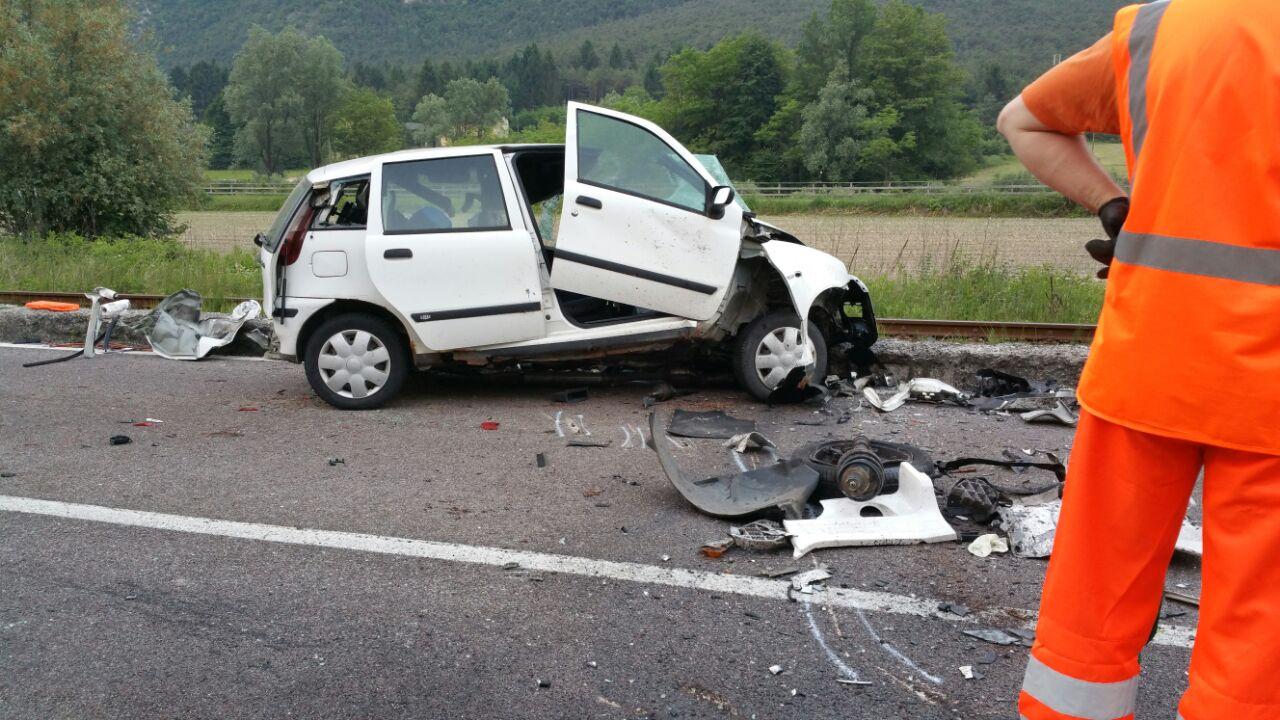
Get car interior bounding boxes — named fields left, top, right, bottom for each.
left=509, top=148, right=664, bottom=328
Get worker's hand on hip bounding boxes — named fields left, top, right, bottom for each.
left=1086, top=197, right=1130, bottom=279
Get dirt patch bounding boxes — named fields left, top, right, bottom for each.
left=178, top=212, right=275, bottom=253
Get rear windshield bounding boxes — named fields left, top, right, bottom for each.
left=263, top=180, right=312, bottom=252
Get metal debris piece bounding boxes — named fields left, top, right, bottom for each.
left=723, top=432, right=778, bottom=454
left=1175, top=519, right=1203, bottom=557
left=784, top=464, right=958, bottom=557
left=1020, top=401, right=1079, bottom=427
left=998, top=502, right=1061, bottom=558
left=963, top=628, right=1025, bottom=646
left=862, top=378, right=969, bottom=412
left=967, top=534, right=1009, bottom=558
left=837, top=678, right=874, bottom=687
left=567, top=436, right=611, bottom=448
left=730, top=519, right=790, bottom=550
left=1165, top=590, right=1200, bottom=607
left=790, top=567, right=832, bottom=593
left=700, top=539, right=733, bottom=558
left=650, top=412, right=818, bottom=520
left=140, top=290, right=261, bottom=361
left=938, top=601, right=971, bottom=618
left=667, top=409, right=756, bottom=439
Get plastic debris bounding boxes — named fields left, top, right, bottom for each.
left=967, top=534, right=1009, bottom=558
left=25, top=301, right=80, bottom=312
left=963, top=628, right=1026, bottom=646
left=938, top=601, right=971, bottom=618
left=784, top=464, right=957, bottom=557
left=730, top=519, right=790, bottom=550
left=959, top=665, right=975, bottom=680
left=328, top=457, right=345, bottom=467
left=109, top=435, right=131, bottom=446
left=723, top=432, right=777, bottom=454
left=567, top=436, right=611, bottom=448
left=1020, top=401, right=1079, bottom=426
left=790, top=567, right=832, bottom=593
left=863, top=378, right=968, bottom=413
left=667, top=409, right=756, bottom=439
left=947, top=477, right=1002, bottom=524
left=536, top=453, right=547, bottom=468
left=700, top=539, right=733, bottom=558
left=480, top=421, right=500, bottom=431
left=769, top=665, right=784, bottom=676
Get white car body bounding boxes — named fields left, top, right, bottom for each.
left=258, top=102, right=877, bottom=407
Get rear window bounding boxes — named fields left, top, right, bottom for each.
left=381, top=155, right=510, bottom=234
left=263, top=180, right=312, bottom=252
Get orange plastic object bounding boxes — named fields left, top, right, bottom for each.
left=24, top=301, right=80, bottom=312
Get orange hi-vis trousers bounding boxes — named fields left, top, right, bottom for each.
left=1020, top=411, right=1280, bottom=720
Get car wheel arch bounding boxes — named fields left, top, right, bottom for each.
left=296, top=300, right=414, bottom=363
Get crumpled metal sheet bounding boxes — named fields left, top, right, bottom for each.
left=862, top=378, right=969, bottom=412
left=1019, top=401, right=1079, bottom=427
left=141, top=290, right=262, bottom=360
left=999, top=501, right=1204, bottom=560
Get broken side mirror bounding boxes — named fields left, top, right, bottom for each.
left=252, top=232, right=265, bottom=248
left=707, top=185, right=735, bottom=219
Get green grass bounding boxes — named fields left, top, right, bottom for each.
left=746, top=192, right=1089, bottom=218
left=187, top=193, right=289, bottom=211
left=865, top=258, right=1104, bottom=324
left=0, top=234, right=260, bottom=307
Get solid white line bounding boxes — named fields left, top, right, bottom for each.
left=0, top=494, right=1194, bottom=650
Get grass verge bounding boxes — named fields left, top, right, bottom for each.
left=0, top=234, right=260, bottom=307
left=745, top=192, right=1089, bottom=218
left=865, top=259, right=1103, bottom=324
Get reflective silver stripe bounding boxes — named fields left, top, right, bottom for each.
left=1117, top=231, right=1280, bottom=286
left=1127, top=0, right=1172, bottom=162
left=1022, top=656, right=1138, bottom=720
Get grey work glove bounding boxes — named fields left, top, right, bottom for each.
left=1086, top=197, right=1129, bottom=279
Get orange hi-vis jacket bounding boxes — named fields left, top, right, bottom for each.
left=1077, top=0, right=1280, bottom=455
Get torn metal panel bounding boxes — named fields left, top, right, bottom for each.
left=1020, top=401, right=1079, bottom=426
left=783, top=464, right=958, bottom=557
left=999, top=502, right=1060, bottom=558
left=863, top=378, right=968, bottom=412
left=648, top=412, right=818, bottom=519
left=141, top=290, right=262, bottom=361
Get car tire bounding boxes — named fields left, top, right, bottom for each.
left=733, top=310, right=828, bottom=402
left=304, top=313, right=409, bottom=410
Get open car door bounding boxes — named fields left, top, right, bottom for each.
left=551, top=102, right=743, bottom=321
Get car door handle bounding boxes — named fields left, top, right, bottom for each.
left=576, top=195, right=603, bottom=210
left=384, top=248, right=412, bottom=259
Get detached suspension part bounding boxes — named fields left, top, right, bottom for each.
left=835, top=435, right=885, bottom=501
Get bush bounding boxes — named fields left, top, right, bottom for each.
left=0, top=1, right=205, bottom=237
left=744, top=191, right=1088, bottom=218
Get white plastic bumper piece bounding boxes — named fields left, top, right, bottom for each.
left=783, top=464, right=958, bottom=558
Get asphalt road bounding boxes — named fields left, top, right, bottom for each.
left=0, top=347, right=1200, bottom=719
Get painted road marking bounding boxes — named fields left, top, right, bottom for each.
left=0, top=494, right=1194, bottom=650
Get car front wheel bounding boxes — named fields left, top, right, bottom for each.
left=304, top=313, right=408, bottom=410
left=733, top=311, right=828, bottom=402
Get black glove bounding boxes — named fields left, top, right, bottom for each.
left=1086, top=196, right=1129, bottom=279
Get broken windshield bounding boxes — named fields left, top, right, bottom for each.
left=262, top=180, right=312, bottom=253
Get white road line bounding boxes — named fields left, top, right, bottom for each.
left=803, top=599, right=867, bottom=683
left=0, top=343, right=270, bottom=362
left=0, top=494, right=1194, bottom=651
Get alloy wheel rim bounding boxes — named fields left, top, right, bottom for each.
left=754, top=326, right=815, bottom=389
left=317, top=329, right=391, bottom=399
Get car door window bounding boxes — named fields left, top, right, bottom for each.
left=576, top=110, right=707, bottom=213
left=311, top=176, right=370, bottom=230
left=381, top=155, right=510, bottom=234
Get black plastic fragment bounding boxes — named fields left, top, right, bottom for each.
left=666, top=409, right=756, bottom=439
left=551, top=387, right=589, bottom=404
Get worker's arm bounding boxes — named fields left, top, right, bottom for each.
left=997, top=96, right=1125, bottom=214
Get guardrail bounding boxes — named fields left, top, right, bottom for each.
left=202, top=181, right=294, bottom=195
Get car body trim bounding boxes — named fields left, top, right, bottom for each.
left=553, top=249, right=717, bottom=295
left=411, top=302, right=542, bottom=323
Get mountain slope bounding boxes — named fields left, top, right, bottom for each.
left=140, top=0, right=1126, bottom=78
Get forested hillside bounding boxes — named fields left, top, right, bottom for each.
left=140, top=0, right=1125, bottom=81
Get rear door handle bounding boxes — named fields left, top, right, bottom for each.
left=384, top=248, right=412, bottom=259
left=576, top=195, right=603, bottom=210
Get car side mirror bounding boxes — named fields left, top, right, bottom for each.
left=707, top=185, right=735, bottom=219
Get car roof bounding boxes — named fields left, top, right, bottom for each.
left=306, top=144, right=565, bottom=183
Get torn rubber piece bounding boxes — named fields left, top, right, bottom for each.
left=937, top=456, right=1066, bottom=483
left=667, top=409, right=756, bottom=439
left=648, top=412, right=818, bottom=519
left=1020, top=401, right=1078, bottom=426
left=947, top=477, right=1002, bottom=523
left=783, top=464, right=957, bottom=557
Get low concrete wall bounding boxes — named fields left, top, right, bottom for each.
left=0, top=304, right=1088, bottom=385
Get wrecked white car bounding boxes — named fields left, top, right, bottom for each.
left=257, top=102, right=877, bottom=409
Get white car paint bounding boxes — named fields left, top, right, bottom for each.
left=759, top=239, right=858, bottom=366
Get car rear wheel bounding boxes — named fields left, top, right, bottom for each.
left=304, top=313, right=408, bottom=410
left=733, top=311, right=828, bottom=402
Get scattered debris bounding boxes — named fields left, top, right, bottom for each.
left=480, top=421, right=500, bottom=431
left=967, top=534, right=1009, bottom=558
left=790, top=567, right=832, bottom=593
left=139, top=290, right=262, bottom=360
left=959, top=665, right=975, bottom=680
left=550, top=387, right=588, bottom=404
left=937, top=601, right=971, bottom=618
left=767, top=367, right=826, bottom=405
left=998, top=502, right=1061, bottom=558
left=963, top=628, right=1026, bottom=647
left=723, top=432, right=777, bottom=454
left=946, top=477, right=1002, bottom=524
left=666, top=409, right=756, bottom=439
left=863, top=378, right=968, bottom=412
left=974, top=369, right=1040, bottom=397
left=700, top=539, right=733, bottom=558
left=836, top=678, right=874, bottom=687
left=651, top=412, right=817, bottom=519
left=24, top=301, right=80, bottom=312
left=108, top=435, right=131, bottom=446
left=238, top=406, right=259, bottom=412
left=1165, top=589, right=1200, bottom=607
left=0, top=472, right=15, bottom=479
left=1020, top=402, right=1079, bottom=427
left=769, top=665, right=784, bottom=676
left=535, top=453, right=546, bottom=468
left=729, top=519, right=789, bottom=550
left=582, top=486, right=604, bottom=498
left=784, top=464, right=957, bottom=557
left=567, top=436, right=611, bottom=448
left=328, top=457, right=345, bottom=467
left=1175, top=519, right=1203, bottom=557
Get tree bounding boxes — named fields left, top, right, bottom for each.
left=225, top=27, right=346, bottom=173
left=416, top=58, right=444, bottom=98
left=794, top=0, right=877, bottom=102
left=573, top=40, right=600, bottom=71
left=333, top=87, right=403, bottom=158
left=607, top=43, right=627, bottom=70
left=202, top=93, right=237, bottom=170
left=798, top=63, right=912, bottom=181
left=503, top=44, right=560, bottom=112
left=411, top=77, right=510, bottom=145
left=0, top=0, right=205, bottom=237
